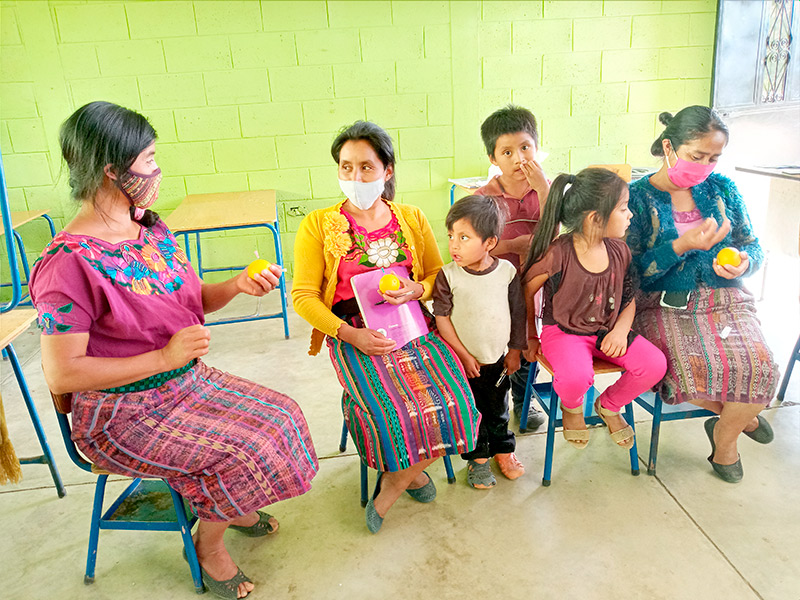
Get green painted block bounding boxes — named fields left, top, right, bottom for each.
left=283, top=198, right=338, bottom=233
left=479, top=89, right=512, bottom=121
left=361, top=26, right=424, bottom=62
left=55, top=4, right=129, bottom=43
left=262, top=1, right=328, bottom=31
left=175, top=106, right=241, bottom=142
left=271, top=65, right=334, bottom=101
left=240, top=102, right=304, bottom=137
left=540, top=147, right=569, bottom=175
left=483, top=54, right=541, bottom=89
left=328, top=1, right=390, bottom=28
left=126, top=1, right=197, bottom=39
left=425, top=24, right=451, bottom=59
left=7, top=186, right=27, bottom=212
left=513, top=19, right=573, bottom=54
left=544, top=1, right=602, bottom=18
left=365, top=94, right=426, bottom=128
left=97, top=40, right=166, bottom=76
left=1, top=46, right=31, bottom=82
left=429, top=157, right=454, bottom=187
left=658, top=46, right=712, bottom=79
left=628, top=80, right=685, bottom=113
left=71, top=76, right=142, bottom=110
left=6, top=118, right=47, bottom=153
left=157, top=142, right=215, bottom=176
left=479, top=21, right=511, bottom=57
left=156, top=175, right=187, bottom=209
left=59, top=44, right=100, bottom=79
left=661, top=0, right=716, bottom=14
left=24, top=181, right=71, bottom=217
left=231, top=33, right=297, bottom=68
left=602, top=1, right=661, bottom=16
left=571, top=82, right=629, bottom=115
left=249, top=168, right=312, bottom=198
left=308, top=166, right=340, bottom=198
left=599, top=112, right=657, bottom=146
left=204, top=69, right=270, bottom=105
left=396, top=159, right=430, bottom=192
left=4, top=153, right=51, bottom=187
left=427, top=92, right=452, bottom=126
left=684, top=78, right=711, bottom=105
left=147, top=109, right=178, bottom=143
left=482, top=1, right=543, bottom=21
left=0, top=121, right=10, bottom=153
left=401, top=190, right=446, bottom=221
left=625, top=143, right=657, bottom=169
left=0, top=83, right=38, bottom=118
left=513, top=85, right=572, bottom=119
left=194, top=0, right=261, bottom=35
left=573, top=16, right=631, bottom=51
left=601, top=48, right=659, bottom=82
left=398, top=126, right=453, bottom=160
left=164, top=36, right=232, bottom=72
left=689, top=13, right=717, bottom=46
left=333, top=62, right=395, bottom=98
left=275, top=133, right=333, bottom=168
left=213, top=138, right=278, bottom=172
left=569, top=145, right=626, bottom=172
left=297, top=29, right=361, bottom=66
left=303, top=98, right=365, bottom=133
left=1, top=7, right=21, bottom=45
left=631, top=15, right=690, bottom=48
left=542, top=114, right=599, bottom=147
left=543, top=52, right=600, bottom=85
left=392, top=1, right=450, bottom=25
left=397, top=58, right=451, bottom=94
left=139, top=73, right=205, bottom=110
left=185, top=172, right=250, bottom=195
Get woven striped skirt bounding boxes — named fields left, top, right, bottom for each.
left=328, top=331, right=480, bottom=472
left=71, top=361, right=318, bottom=522
left=634, top=286, right=778, bottom=406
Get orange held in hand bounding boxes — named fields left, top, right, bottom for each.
left=379, top=273, right=401, bottom=294
left=247, top=258, right=271, bottom=279
left=716, top=247, right=741, bottom=268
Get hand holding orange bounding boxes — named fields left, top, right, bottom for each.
left=716, top=247, right=741, bottom=268
left=379, top=273, right=401, bottom=294
left=247, top=258, right=271, bottom=279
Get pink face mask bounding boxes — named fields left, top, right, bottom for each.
left=119, top=168, right=162, bottom=220
left=666, top=151, right=715, bottom=188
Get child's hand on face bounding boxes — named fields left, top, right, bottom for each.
left=520, top=159, right=548, bottom=195
left=504, top=349, right=521, bottom=375
left=600, top=329, right=628, bottom=358
left=459, top=352, right=482, bottom=379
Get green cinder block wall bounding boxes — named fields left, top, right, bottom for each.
left=0, top=0, right=716, bottom=283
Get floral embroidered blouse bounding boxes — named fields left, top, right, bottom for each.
left=28, top=219, right=204, bottom=358
left=331, top=208, right=414, bottom=305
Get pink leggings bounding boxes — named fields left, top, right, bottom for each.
left=540, top=325, right=667, bottom=413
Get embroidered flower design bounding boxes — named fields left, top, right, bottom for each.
left=323, top=212, right=351, bottom=258
left=366, top=237, right=400, bottom=268
left=140, top=244, right=167, bottom=272
left=37, top=302, right=73, bottom=334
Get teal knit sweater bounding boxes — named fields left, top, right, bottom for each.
left=627, top=173, right=763, bottom=293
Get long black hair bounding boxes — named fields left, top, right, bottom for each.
left=522, top=167, right=627, bottom=275
left=59, top=101, right=159, bottom=225
left=650, top=105, right=729, bottom=157
left=331, top=120, right=396, bottom=201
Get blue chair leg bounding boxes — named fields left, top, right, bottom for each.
left=339, top=420, right=349, bottom=453
left=85, top=475, right=108, bottom=584
left=168, top=484, right=204, bottom=594
left=443, top=455, right=456, bottom=484
left=777, top=333, right=800, bottom=402
left=624, top=403, right=640, bottom=476
left=519, top=362, right=537, bottom=433
left=359, top=462, right=368, bottom=508
left=647, top=393, right=664, bottom=476
left=4, top=343, right=65, bottom=497
left=542, top=387, right=558, bottom=486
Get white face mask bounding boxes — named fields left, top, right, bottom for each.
left=338, top=178, right=385, bottom=210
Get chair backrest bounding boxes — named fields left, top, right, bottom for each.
left=588, top=163, right=632, bottom=183
left=51, top=391, right=73, bottom=414
left=49, top=391, right=100, bottom=474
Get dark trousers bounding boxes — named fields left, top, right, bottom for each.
left=462, top=355, right=516, bottom=461
left=510, top=357, right=533, bottom=413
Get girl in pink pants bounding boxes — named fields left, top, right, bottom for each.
left=521, top=168, right=667, bottom=449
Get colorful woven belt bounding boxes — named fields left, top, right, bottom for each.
left=101, top=359, right=197, bottom=394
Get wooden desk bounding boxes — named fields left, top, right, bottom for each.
left=0, top=308, right=37, bottom=349
left=447, top=177, right=488, bottom=205
left=164, top=190, right=289, bottom=336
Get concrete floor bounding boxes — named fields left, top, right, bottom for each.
left=1, top=259, right=798, bottom=600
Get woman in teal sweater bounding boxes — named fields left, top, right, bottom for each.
left=627, top=106, right=778, bottom=483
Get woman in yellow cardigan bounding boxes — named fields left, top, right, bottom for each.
left=292, top=121, right=479, bottom=533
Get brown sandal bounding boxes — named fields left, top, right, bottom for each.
left=560, top=403, right=589, bottom=449
left=594, top=399, right=635, bottom=449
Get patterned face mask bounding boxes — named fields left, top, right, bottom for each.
left=119, top=168, right=162, bottom=219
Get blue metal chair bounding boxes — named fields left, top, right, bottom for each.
left=777, top=333, right=800, bottom=402
left=632, top=392, right=716, bottom=476
left=521, top=355, right=640, bottom=486
left=338, top=419, right=457, bottom=507
left=50, top=392, right=204, bottom=593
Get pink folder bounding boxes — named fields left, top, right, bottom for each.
left=350, top=266, right=429, bottom=349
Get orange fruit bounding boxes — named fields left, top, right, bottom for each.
left=379, top=273, right=401, bottom=294
left=247, top=258, right=271, bottom=279
left=716, top=247, right=741, bottom=268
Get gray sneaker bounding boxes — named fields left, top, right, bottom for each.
left=515, top=403, right=546, bottom=430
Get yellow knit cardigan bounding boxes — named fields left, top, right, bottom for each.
left=292, top=199, right=444, bottom=356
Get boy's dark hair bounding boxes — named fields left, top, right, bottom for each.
left=331, top=120, right=396, bottom=201
left=522, top=168, right=626, bottom=275
left=446, top=195, right=506, bottom=241
left=650, top=105, right=729, bottom=157
left=480, top=104, right=539, bottom=158
left=60, top=101, right=159, bottom=226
